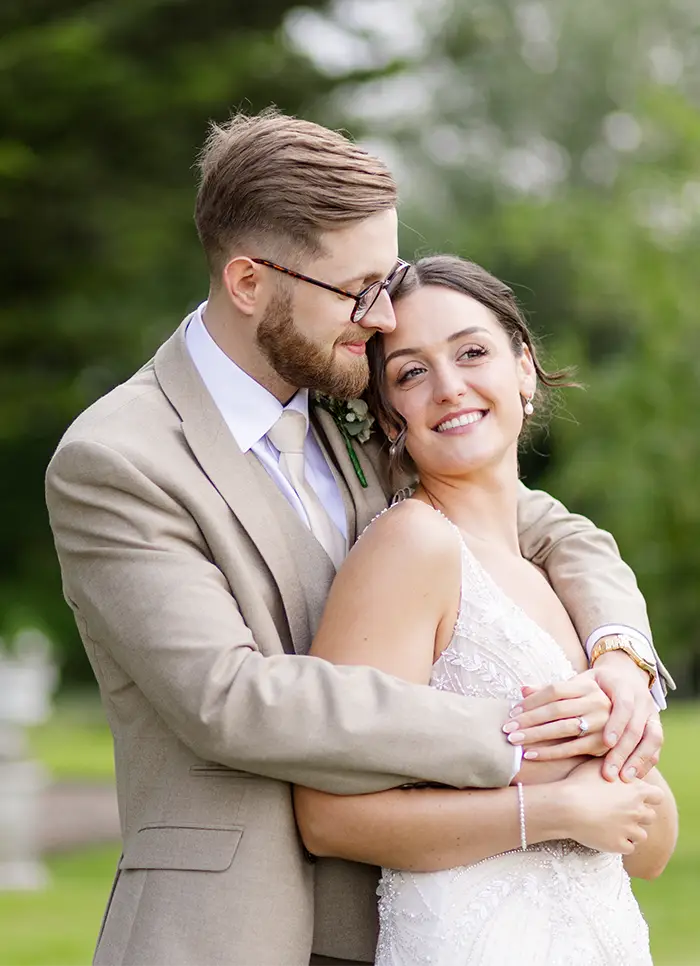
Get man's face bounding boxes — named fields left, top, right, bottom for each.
left=256, top=208, right=399, bottom=398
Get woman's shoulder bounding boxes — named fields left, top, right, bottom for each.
left=351, top=497, right=462, bottom=570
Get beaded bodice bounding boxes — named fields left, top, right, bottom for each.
left=374, top=503, right=652, bottom=966
left=432, top=518, right=577, bottom=700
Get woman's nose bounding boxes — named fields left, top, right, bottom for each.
left=433, top=366, right=467, bottom=404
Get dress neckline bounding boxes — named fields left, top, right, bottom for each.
left=401, top=498, right=578, bottom=677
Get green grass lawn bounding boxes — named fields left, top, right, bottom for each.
left=632, top=703, right=700, bottom=966
left=26, top=692, right=115, bottom=782
left=0, top=697, right=698, bottom=965
left=0, top=846, right=120, bottom=966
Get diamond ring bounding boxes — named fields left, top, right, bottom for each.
left=577, top=716, right=590, bottom=737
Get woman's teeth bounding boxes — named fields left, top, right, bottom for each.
left=436, top=411, right=485, bottom=433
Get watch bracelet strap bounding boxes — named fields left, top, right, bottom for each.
left=590, top=636, right=656, bottom=689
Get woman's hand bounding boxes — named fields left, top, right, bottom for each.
left=556, top=759, right=663, bottom=854
left=503, top=670, right=612, bottom=758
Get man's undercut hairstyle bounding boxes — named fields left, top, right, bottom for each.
left=195, top=108, right=398, bottom=278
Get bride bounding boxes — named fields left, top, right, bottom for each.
left=294, top=255, right=677, bottom=965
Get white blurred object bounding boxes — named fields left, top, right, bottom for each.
left=0, top=759, right=49, bottom=889
left=0, top=629, right=57, bottom=726
left=0, top=629, right=57, bottom=890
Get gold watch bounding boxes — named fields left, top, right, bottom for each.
left=590, top=633, right=657, bottom=690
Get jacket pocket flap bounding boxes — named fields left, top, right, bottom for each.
left=120, top=824, right=243, bottom=872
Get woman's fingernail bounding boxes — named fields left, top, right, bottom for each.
left=523, top=750, right=538, bottom=760
left=510, top=706, right=523, bottom=718
left=607, top=765, right=619, bottom=778
left=507, top=732, right=525, bottom=744
left=607, top=732, right=618, bottom=746
left=623, top=766, right=637, bottom=781
left=502, top=720, right=520, bottom=734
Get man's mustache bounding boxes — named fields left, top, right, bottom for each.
left=335, top=331, right=375, bottom=346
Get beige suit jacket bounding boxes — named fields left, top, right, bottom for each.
left=46, top=317, right=669, bottom=966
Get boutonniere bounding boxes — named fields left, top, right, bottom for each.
left=314, top=394, right=375, bottom=488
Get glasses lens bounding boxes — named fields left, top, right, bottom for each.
left=387, top=262, right=410, bottom=298
left=352, top=282, right=382, bottom=322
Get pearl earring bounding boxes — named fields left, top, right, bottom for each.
left=523, top=395, right=534, bottom=416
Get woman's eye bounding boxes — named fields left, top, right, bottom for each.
left=459, top=346, right=487, bottom=361
left=397, top=365, right=426, bottom=385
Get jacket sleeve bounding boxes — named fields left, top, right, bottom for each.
left=516, top=483, right=673, bottom=693
left=46, top=437, right=517, bottom=794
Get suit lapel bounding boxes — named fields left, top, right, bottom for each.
left=154, top=319, right=317, bottom=652
left=311, top=405, right=389, bottom=539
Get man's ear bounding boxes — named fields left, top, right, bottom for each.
left=222, top=256, right=265, bottom=316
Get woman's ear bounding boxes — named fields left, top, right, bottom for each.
left=518, top=343, right=537, bottom=400
left=376, top=412, right=398, bottom=441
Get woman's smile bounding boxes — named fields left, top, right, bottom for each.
left=433, top=409, right=489, bottom=434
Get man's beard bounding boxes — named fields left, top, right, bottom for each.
left=256, top=292, right=370, bottom=398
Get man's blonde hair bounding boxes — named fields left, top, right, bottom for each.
left=194, top=108, right=398, bottom=276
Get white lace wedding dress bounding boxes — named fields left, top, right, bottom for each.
left=375, top=508, right=653, bottom=966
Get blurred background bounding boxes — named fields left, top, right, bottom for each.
left=1, top=0, right=699, bottom=963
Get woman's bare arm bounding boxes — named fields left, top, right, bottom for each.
left=295, top=782, right=570, bottom=872
left=309, top=500, right=460, bottom=677
left=622, top=767, right=678, bottom=879
left=295, top=751, right=586, bottom=871
left=294, top=755, right=663, bottom=872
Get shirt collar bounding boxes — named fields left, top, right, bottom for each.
left=185, top=302, right=309, bottom=454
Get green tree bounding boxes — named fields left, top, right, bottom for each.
left=310, top=0, right=700, bottom=675
left=0, top=0, right=340, bottom=680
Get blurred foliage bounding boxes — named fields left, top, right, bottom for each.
left=2, top=0, right=699, bottom=685
left=0, top=0, right=345, bottom=681
left=306, top=0, right=700, bottom=681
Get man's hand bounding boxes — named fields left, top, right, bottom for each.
left=590, top=650, right=662, bottom=782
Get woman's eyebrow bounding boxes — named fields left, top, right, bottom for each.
left=384, top=326, right=488, bottom=365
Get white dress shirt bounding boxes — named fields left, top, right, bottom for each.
left=185, top=303, right=347, bottom=539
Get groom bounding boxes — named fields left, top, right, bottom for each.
left=46, top=109, right=670, bottom=966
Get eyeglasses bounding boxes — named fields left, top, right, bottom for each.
left=252, top=257, right=411, bottom=323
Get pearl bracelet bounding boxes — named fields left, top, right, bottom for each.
left=517, top=782, right=527, bottom=851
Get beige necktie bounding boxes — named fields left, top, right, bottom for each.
left=267, top=410, right=347, bottom=569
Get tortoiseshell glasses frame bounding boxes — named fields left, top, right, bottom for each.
left=252, top=257, right=411, bottom=323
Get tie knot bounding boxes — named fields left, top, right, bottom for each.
left=267, top=409, right=308, bottom=455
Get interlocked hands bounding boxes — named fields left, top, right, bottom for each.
left=503, top=656, right=663, bottom=781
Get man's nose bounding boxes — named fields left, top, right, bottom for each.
left=358, top=289, right=396, bottom=334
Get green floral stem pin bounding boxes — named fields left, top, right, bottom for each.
left=315, top=394, right=375, bottom=489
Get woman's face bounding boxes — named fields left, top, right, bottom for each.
left=384, top=284, right=536, bottom=480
